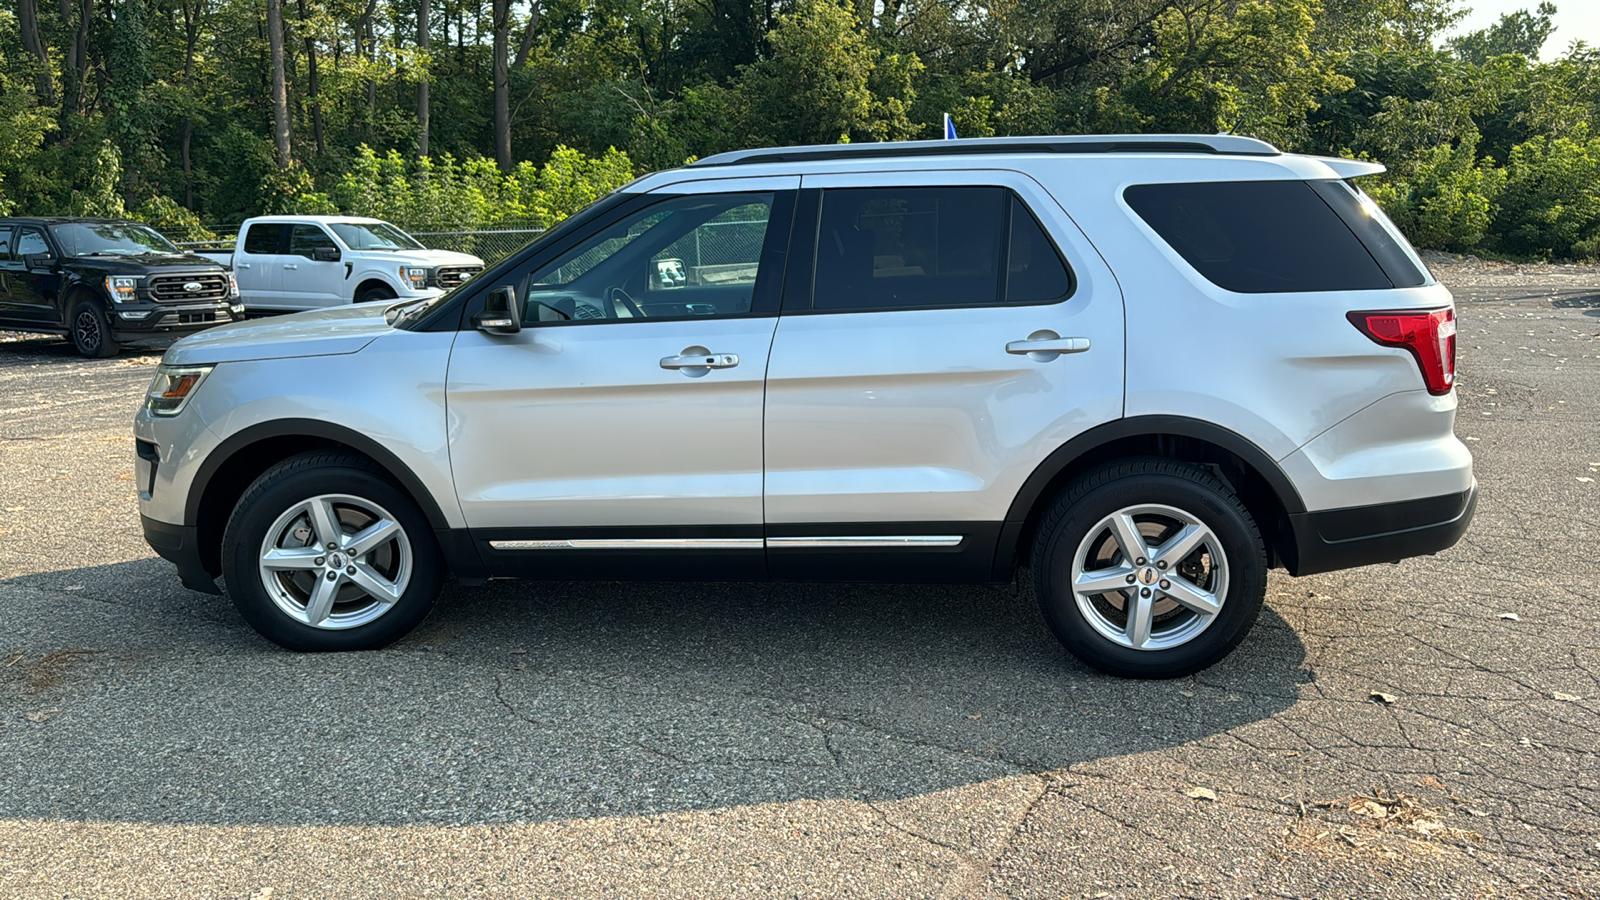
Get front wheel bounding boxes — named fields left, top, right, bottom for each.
left=355, top=284, right=396, bottom=305
left=221, top=452, right=444, bottom=651
left=1032, top=459, right=1267, bottom=678
left=70, top=300, right=119, bottom=358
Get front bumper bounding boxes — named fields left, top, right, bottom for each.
left=112, top=301, right=244, bottom=343
left=142, top=515, right=221, bottom=595
left=1286, top=483, right=1477, bottom=576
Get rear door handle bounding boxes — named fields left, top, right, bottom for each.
left=1006, top=331, right=1090, bottom=362
left=238, top=263, right=250, bottom=269
left=283, top=264, right=298, bottom=270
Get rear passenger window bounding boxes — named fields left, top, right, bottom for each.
left=243, top=224, right=286, bottom=255
left=1124, top=180, right=1392, bottom=293
left=814, top=187, right=1003, bottom=310
left=0, top=229, right=11, bottom=260
left=811, top=187, right=1072, bottom=311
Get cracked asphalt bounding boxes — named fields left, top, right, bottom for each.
left=1, top=269, right=1598, bottom=898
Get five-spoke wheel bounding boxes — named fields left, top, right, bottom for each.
left=1034, top=459, right=1266, bottom=678
left=222, top=452, right=443, bottom=651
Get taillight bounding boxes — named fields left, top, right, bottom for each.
left=1347, top=307, right=1457, bottom=395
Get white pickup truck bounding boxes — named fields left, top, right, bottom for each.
left=197, top=215, right=484, bottom=312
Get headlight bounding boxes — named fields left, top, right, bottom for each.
left=145, top=365, right=214, bottom=417
left=227, top=272, right=240, bottom=299
left=106, top=276, right=139, bottom=303
left=401, top=267, right=429, bottom=290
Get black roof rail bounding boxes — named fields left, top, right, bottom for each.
left=690, top=134, right=1281, bottom=168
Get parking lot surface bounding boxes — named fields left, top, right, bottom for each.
left=1, top=267, right=1598, bottom=897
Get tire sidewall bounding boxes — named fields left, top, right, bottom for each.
left=222, top=461, right=442, bottom=651
left=70, top=300, right=117, bottom=358
left=1035, top=466, right=1266, bottom=678
left=356, top=286, right=396, bottom=305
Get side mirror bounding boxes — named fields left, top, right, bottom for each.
left=23, top=253, right=52, bottom=269
left=313, top=246, right=340, bottom=262
left=652, top=258, right=686, bottom=291
left=472, top=285, right=522, bottom=335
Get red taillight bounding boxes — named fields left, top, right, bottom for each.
left=1347, top=307, right=1457, bottom=395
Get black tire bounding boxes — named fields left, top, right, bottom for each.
left=355, top=284, right=396, bottom=305
left=69, top=299, right=119, bottom=358
left=221, top=451, right=444, bottom=651
left=1031, top=458, right=1266, bottom=679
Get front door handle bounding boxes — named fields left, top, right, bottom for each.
left=661, top=346, right=739, bottom=377
left=237, top=263, right=250, bottom=269
left=1007, top=330, right=1090, bottom=362
left=283, top=264, right=298, bottom=270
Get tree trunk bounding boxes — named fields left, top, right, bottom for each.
left=513, top=1, right=540, bottom=69
left=267, top=0, right=292, bottom=167
left=417, top=0, right=431, bottom=157
left=492, top=0, right=511, bottom=170
left=181, top=0, right=206, bottom=207
left=18, top=0, right=56, bottom=105
left=298, top=0, right=324, bottom=156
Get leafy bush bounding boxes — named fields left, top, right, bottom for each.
left=1490, top=128, right=1600, bottom=260
left=1368, top=134, right=1506, bottom=253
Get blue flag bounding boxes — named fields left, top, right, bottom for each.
left=943, top=113, right=958, bottom=140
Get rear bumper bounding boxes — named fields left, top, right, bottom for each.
left=141, top=515, right=221, bottom=594
left=1286, top=483, right=1476, bottom=576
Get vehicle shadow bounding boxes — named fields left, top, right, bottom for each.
left=0, top=556, right=1309, bottom=827
left=0, top=331, right=165, bottom=366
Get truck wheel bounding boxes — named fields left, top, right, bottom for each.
left=355, top=284, right=396, bottom=305
left=1031, top=458, right=1267, bottom=679
left=70, top=300, right=120, bottom=358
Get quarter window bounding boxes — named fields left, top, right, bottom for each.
left=243, top=223, right=286, bottom=255
left=1124, top=180, right=1394, bottom=293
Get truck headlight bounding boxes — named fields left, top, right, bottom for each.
left=401, top=267, right=429, bottom=290
left=106, top=276, right=139, bottom=303
left=145, top=365, right=214, bottom=417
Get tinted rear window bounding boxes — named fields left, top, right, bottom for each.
left=1124, top=180, right=1392, bottom=293
left=243, top=223, right=286, bottom=254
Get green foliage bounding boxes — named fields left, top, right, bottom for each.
left=333, top=143, right=634, bottom=230
left=0, top=0, right=1597, bottom=259
left=1366, top=133, right=1506, bottom=252
left=1491, top=127, right=1600, bottom=260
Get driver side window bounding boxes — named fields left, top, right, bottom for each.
left=518, top=192, right=782, bottom=324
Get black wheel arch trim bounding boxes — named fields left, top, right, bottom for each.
left=186, top=418, right=455, bottom=534
left=992, top=416, right=1306, bottom=579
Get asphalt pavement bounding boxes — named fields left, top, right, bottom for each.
left=0, top=282, right=1597, bottom=898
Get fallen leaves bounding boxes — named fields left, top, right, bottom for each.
left=1552, top=691, right=1582, bottom=702
left=1184, top=787, right=1218, bottom=801
left=1497, top=612, right=1521, bottom=621
left=1369, top=691, right=1398, bottom=705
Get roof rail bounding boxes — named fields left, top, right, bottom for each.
left=690, top=134, right=1281, bottom=168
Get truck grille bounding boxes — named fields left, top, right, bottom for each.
left=434, top=266, right=482, bottom=289
left=149, top=273, right=229, bottom=303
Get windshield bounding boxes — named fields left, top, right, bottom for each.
left=50, top=222, right=180, bottom=257
left=329, top=221, right=424, bottom=251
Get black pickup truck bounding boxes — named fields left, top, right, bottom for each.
left=0, top=217, right=244, bottom=357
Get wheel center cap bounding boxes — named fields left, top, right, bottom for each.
left=1137, top=567, right=1159, bottom=586
left=328, top=552, right=345, bottom=569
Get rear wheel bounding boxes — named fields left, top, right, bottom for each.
left=1032, top=459, right=1267, bottom=678
left=70, top=300, right=119, bottom=358
left=221, top=452, right=443, bottom=651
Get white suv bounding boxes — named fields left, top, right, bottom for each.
left=134, top=135, right=1474, bottom=678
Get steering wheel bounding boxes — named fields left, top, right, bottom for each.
left=607, top=286, right=646, bottom=319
